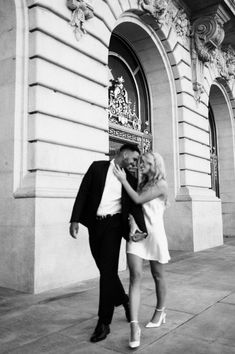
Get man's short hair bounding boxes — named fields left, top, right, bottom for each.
left=119, top=143, right=140, bottom=154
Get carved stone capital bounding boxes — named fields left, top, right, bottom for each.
left=67, top=0, right=94, bottom=41
left=138, top=0, right=169, bottom=25
left=192, top=5, right=230, bottom=63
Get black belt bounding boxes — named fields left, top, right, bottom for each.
left=96, top=213, right=120, bottom=220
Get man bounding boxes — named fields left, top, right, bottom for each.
left=69, top=144, right=147, bottom=343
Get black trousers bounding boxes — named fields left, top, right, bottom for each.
left=89, top=214, right=128, bottom=325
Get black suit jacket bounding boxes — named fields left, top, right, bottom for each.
left=70, top=160, right=147, bottom=241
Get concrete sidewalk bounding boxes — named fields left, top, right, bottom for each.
left=0, top=238, right=235, bottom=354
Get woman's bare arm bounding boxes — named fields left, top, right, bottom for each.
left=114, top=165, right=168, bottom=204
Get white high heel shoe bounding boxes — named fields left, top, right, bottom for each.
left=129, top=321, right=141, bottom=348
left=145, top=307, right=166, bottom=328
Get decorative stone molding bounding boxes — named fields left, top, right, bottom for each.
left=138, top=0, right=169, bottom=25
left=173, top=9, right=190, bottom=37
left=67, top=0, right=94, bottom=41
left=216, top=45, right=235, bottom=81
left=191, top=5, right=230, bottom=102
left=139, top=1, right=190, bottom=40
left=192, top=16, right=226, bottom=63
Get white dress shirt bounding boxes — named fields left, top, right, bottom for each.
left=96, top=159, right=122, bottom=216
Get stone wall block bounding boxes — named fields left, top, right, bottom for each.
left=168, top=43, right=191, bottom=67
left=180, top=154, right=210, bottom=174
left=180, top=170, right=211, bottom=188
left=93, top=0, right=116, bottom=31
left=32, top=170, right=84, bottom=198
left=27, top=0, right=71, bottom=18
left=28, top=6, right=108, bottom=65
left=128, top=0, right=139, bottom=9
left=161, top=27, right=178, bottom=52
left=28, top=141, right=106, bottom=174
left=179, top=122, right=209, bottom=146
left=105, top=0, right=123, bottom=19
left=28, top=113, right=108, bottom=152
left=84, top=15, right=111, bottom=46
left=119, top=0, right=130, bottom=12
left=28, top=86, right=108, bottom=130
left=177, top=92, right=197, bottom=110
left=175, top=77, right=194, bottom=96
left=29, top=58, right=107, bottom=108
left=164, top=201, right=194, bottom=250
left=179, top=138, right=210, bottom=160
left=172, top=61, right=192, bottom=81
left=29, top=31, right=108, bottom=87
left=192, top=201, right=223, bottom=251
left=178, top=107, right=209, bottom=131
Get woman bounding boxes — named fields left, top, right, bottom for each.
left=114, top=151, right=170, bottom=349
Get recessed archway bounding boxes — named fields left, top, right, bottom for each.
left=209, top=83, right=235, bottom=236
left=107, top=14, right=179, bottom=248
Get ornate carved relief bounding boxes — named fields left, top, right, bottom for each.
left=139, top=1, right=190, bottom=40
left=215, top=45, right=235, bottom=81
left=109, top=127, right=152, bottom=153
left=173, top=9, right=190, bottom=37
left=138, top=0, right=169, bottom=25
left=192, top=15, right=225, bottom=63
left=67, top=0, right=94, bottom=40
left=108, top=77, right=142, bottom=132
left=191, top=5, right=230, bottom=102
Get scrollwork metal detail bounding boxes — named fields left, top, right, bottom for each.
left=67, top=0, right=94, bottom=41
left=108, top=77, right=142, bottom=132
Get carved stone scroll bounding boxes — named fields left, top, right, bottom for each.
left=192, top=16, right=225, bottom=63
left=67, top=0, right=94, bottom=41
left=191, top=5, right=230, bottom=102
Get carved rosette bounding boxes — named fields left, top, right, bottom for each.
left=138, top=0, right=169, bottom=25
left=192, top=15, right=225, bottom=63
left=67, top=0, right=94, bottom=41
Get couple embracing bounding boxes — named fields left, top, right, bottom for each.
left=69, top=143, right=170, bottom=348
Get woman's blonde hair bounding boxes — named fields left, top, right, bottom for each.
left=138, top=151, right=167, bottom=191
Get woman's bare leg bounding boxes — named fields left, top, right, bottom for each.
left=149, top=260, right=166, bottom=323
left=127, top=253, right=143, bottom=321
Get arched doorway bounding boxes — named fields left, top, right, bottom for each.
left=107, top=16, right=178, bottom=248
left=209, top=104, right=220, bottom=197
left=209, top=83, right=235, bottom=237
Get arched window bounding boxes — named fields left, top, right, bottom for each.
left=209, top=105, right=220, bottom=197
left=108, top=34, right=151, bottom=156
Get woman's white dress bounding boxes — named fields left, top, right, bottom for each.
left=127, top=197, right=170, bottom=263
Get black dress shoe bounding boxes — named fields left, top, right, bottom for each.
left=123, top=301, right=130, bottom=322
left=90, top=322, right=110, bottom=343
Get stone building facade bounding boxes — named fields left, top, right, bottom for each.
left=0, top=0, right=235, bottom=293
